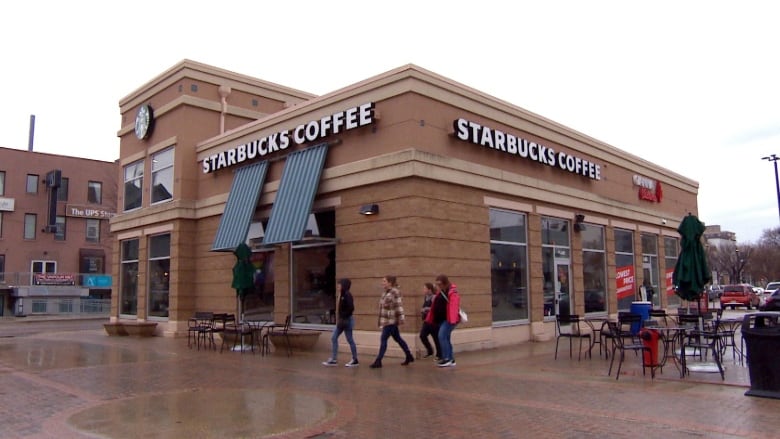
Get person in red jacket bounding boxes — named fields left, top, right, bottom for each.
left=426, top=274, right=460, bottom=367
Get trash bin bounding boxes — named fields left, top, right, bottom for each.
left=742, top=312, right=780, bottom=399
left=639, top=328, right=660, bottom=366
left=630, top=301, right=652, bottom=334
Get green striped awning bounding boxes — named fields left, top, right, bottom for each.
left=211, top=161, right=269, bottom=251
left=263, top=143, right=329, bottom=245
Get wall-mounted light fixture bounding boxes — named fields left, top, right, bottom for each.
left=359, top=204, right=379, bottom=216
left=573, top=214, right=585, bottom=232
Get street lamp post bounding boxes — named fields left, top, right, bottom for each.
left=762, top=154, right=780, bottom=222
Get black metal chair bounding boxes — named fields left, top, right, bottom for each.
left=681, top=317, right=724, bottom=380
left=262, top=315, right=292, bottom=357
left=220, top=314, right=255, bottom=354
left=188, top=311, right=214, bottom=350
left=649, top=309, right=669, bottom=327
left=607, top=321, right=657, bottom=380
left=555, top=314, right=590, bottom=361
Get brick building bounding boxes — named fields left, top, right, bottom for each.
left=0, top=147, right=117, bottom=316
left=112, top=60, right=697, bottom=353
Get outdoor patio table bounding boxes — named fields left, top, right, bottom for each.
left=246, top=320, right=273, bottom=356
left=583, top=316, right=611, bottom=358
left=646, top=326, right=688, bottom=378
left=716, top=318, right=743, bottom=363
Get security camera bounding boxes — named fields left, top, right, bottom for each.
left=662, top=219, right=667, bottom=225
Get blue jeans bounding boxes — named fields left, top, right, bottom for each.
left=375, top=324, right=411, bottom=361
left=331, top=316, right=357, bottom=361
left=438, top=321, right=455, bottom=361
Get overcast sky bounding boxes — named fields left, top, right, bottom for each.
left=2, top=1, right=778, bottom=243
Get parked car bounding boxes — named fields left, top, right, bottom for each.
left=760, top=289, right=780, bottom=311
left=707, top=285, right=723, bottom=301
left=765, top=281, right=780, bottom=294
left=720, top=284, right=760, bottom=309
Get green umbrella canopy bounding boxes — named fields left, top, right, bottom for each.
left=672, top=214, right=712, bottom=301
left=232, top=243, right=254, bottom=299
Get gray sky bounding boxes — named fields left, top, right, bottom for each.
left=2, top=1, right=778, bottom=242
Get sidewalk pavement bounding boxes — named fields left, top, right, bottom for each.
left=0, top=325, right=778, bottom=438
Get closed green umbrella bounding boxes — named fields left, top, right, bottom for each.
left=673, top=214, right=712, bottom=303
left=232, top=243, right=254, bottom=322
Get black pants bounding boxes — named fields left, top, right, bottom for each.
left=419, top=321, right=441, bottom=357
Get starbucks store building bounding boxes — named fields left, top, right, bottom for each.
left=111, top=60, right=697, bottom=352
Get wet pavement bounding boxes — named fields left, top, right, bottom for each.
left=0, top=317, right=779, bottom=438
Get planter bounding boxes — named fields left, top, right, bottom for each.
left=104, top=322, right=157, bottom=337
left=124, top=322, right=158, bottom=337
left=103, top=323, right=129, bottom=336
left=269, top=330, right=320, bottom=351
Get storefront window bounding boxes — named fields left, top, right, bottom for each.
left=489, top=209, right=529, bottom=322
left=120, top=239, right=139, bottom=316
left=151, top=147, right=174, bottom=204
left=615, top=229, right=635, bottom=311
left=291, top=211, right=336, bottom=325
left=148, top=234, right=170, bottom=318
left=124, top=160, right=144, bottom=211
left=542, top=217, right=571, bottom=318
left=641, top=233, right=660, bottom=307
left=582, top=224, right=606, bottom=314
left=245, top=251, right=274, bottom=320
left=664, top=236, right=680, bottom=307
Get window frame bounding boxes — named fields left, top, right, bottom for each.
left=55, top=215, right=66, bottom=241
left=150, top=147, right=174, bottom=205
left=86, top=219, right=100, bottom=243
left=120, top=239, right=140, bottom=316
left=489, top=208, right=530, bottom=325
left=123, top=160, right=144, bottom=212
left=87, top=181, right=102, bottom=204
left=26, top=174, right=39, bottom=194
left=0, top=170, right=5, bottom=196
left=57, top=177, right=69, bottom=202
left=614, top=228, right=635, bottom=311
left=147, top=233, right=171, bottom=319
left=581, top=224, right=607, bottom=315
left=24, top=213, right=37, bottom=239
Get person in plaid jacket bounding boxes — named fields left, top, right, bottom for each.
left=370, top=275, right=414, bottom=368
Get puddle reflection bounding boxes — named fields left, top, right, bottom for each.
left=68, top=389, right=334, bottom=438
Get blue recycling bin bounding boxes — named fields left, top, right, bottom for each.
left=630, top=301, right=652, bottom=334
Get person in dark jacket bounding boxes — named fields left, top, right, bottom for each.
left=419, top=282, right=441, bottom=359
left=426, top=274, right=460, bottom=367
left=323, top=278, right=359, bottom=367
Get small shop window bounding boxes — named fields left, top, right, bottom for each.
left=148, top=233, right=171, bottom=318
left=581, top=224, right=607, bottom=314
left=120, top=239, right=140, bottom=316
left=664, top=236, right=680, bottom=307
left=614, top=229, right=635, bottom=311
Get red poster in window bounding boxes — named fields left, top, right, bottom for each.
left=616, top=265, right=635, bottom=300
left=665, top=268, right=675, bottom=295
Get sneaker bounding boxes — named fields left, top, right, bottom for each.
left=345, top=359, right=359, bottom=367
left=322, top=359, right=338, bottom=366
left=437, top=359, right=454, bottom=367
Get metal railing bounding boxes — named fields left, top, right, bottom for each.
left=27, top=298, right=110, bottom=316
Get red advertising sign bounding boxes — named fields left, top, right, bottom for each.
left=616, top=265, right=635, bottom=300
left=665, top=268, right=675, bottom=295
left=33, top=273, right=76, bottom=286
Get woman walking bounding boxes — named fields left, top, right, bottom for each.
left=419, top=282, right=441, bottom=360
left=370, top=275, right=415, bottom=368
left=431, top=274, right=460, bottom=367
left=322, top=278, right=359, bottom=367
